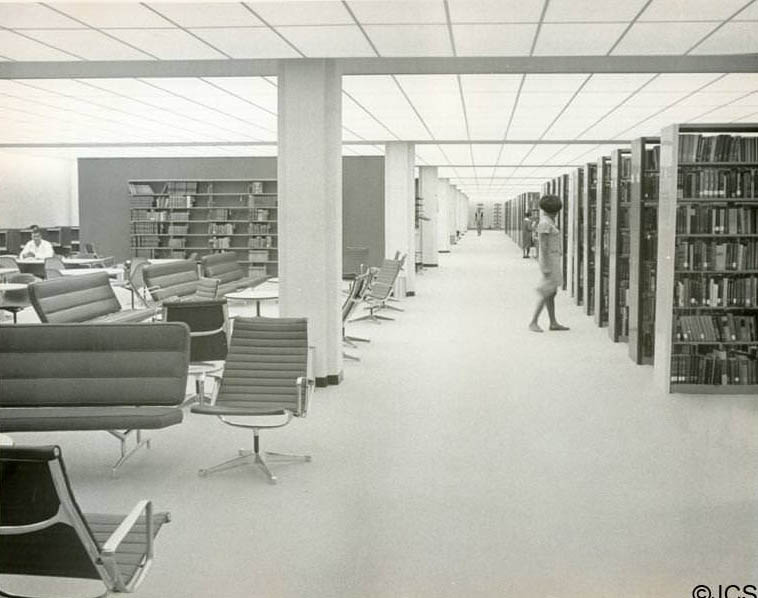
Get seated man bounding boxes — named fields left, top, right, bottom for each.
left=19, top=225, right=55, bottom=259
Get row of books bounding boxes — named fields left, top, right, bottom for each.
left=156, top=195, right=194, bottom=209
left=678, top=135, right=758, bottom=164
left=641, top=174, right=659, bottom=200
left=132, top=235, right=160, bottom=248
left=209, top=237, right=231, bottom=249
left=248, top=223, right=273, bottom=234
left=671, top=351, right=757, bottom=385
left=130, top=197, right=154, bottom=209
left=678, top=169, right=758, bottom=199
left=167, top=225, right=189, bottom=235
left=676, top=205, right=758, bottom=234
left=167, top=238, right=185, bottom=249
left=674, top=276, right=757, bottom=308
left=128, top=183, right=155, bottom=196
left=675, top=240, right=758, bottom=271
left=645, top=146, right=660, bottom=171
left=163, top=181, right=198, bottom=194
left=208, top=223, right=234, bottom=235
left=208, top=208, right=230, bottom=220
left=132, top=222, right=160, bottom=234
left=248, top=236, right=274, bottom=249
left=675, top=314, right=757, bottom=342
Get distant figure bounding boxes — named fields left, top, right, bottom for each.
left=475, top=210, right=484, bottom=236
left=521, top=217, right=532, bottom=258
left=19, top=225, right=54, bottom=259
left=529, top=195, right=569, bottom=333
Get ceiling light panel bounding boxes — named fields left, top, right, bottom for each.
left=342, top=103, right=397, bottom=139
left=434, top=145, right=473, bottom=164
left=0, top=30, right=78, bottom=61
left=611, top=22, right=716, bottom=54
left=204, top=77, right=278, bottom=111
left=470, top=145, right=506, bottom=163
left=704, top=73, right=758, bottom=92
left=645, top=73, right=724, bottom=92
left=53, top=3, right=170, bottom=28
left=534, top=23, right=628, bottom=55
left=395, top=75, right=467, bottom=138
left=690, top=23, right=758, bottom=54
left=188, top=27, right=299, bottom=58
left=347, top=0, right=446, bottom=24
left=545, top=0, right=647, bottom=21
left=522, top=74, right=589, bottom=93
left=107, top=29, right=227, bottom=60
left=414, top=145, right=450, bottom=164
left=21, top=30, right=152, bottom=61
left=147, top=3, right=263, bottom=27
left=734, top=1, right=758, bottom=20
left=447, top=0, right=544, bottom=23
left=363, top=25, right=452, bottom=56
left=498, top=145, right=536, bottom=163
left=246, top=1, right=353, bottom=25
left=454, top=24, right=536, bottom=56
left=640, top=0, right=749, bottom=21
left=276, top=25, right=375, bottom=57
left=690, top=105, right=758, bottom=122
left=582, top=74, right=658, bottom=93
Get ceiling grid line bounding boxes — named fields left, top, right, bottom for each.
left=140, top=3, right=232, bottom=58
left=605, top=0, right=654, bottom=56
left=240, top=2, right=306, bottom=58
left=685, top=0, right=757, bottom=54
left=0, top=26, right=84, bottom=60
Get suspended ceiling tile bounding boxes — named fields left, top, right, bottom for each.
left=570, top=91, right=637, bottom=107
left=203, top=77, right=278, bottom=109
left=247, top=1, right=353, bottom=25
left=522, top=74, right=589, bottom=93
left=22, top=29, right=152, bottom=61
left=690, top=105, right=758, bottom=122
left=395, top=74, right=459, bottom=103
left=0, top=30, right=79, bottom=61
left=347, top=0, right=446, bottom=24
left=148, top=3, right=263, bottom=27
left=498, top=145, right=535, bottom=163
left=545, top=0, right=647, bottom=22
left=454, top=24, right=536, bottom=56
left=644, top=73, right=723, bottom=92
left=0, top=3, right=83, bottom=28
left=640, top=0, right=749, bottom=21
left=364, top=24, right=452, bottom=56
left=728, top=91, right=758, bottom=106
left=690, top=22, right=758, bottom=54
left=734, top=1, right=758, bottom=20
left=277, top=25, right=375, bottom=57
left=676, top=91, right=750, bottom=108
left=189, top=27, right=297, bottom=58
left=470, top=145, right=505, bottom=163
left=534, top=23, right=628, bottom=55
left=54, top=3, right=170, bottom=28
left=582, top=73, right=657, bottom=93
left=414, top=145, right=449, bottom=164
left=704, top=73, right=758, bottom=92
left=107, top=28, right=227, bottom=59
left=460, top=74, right=523, bottom=93
left=612, top=21, right=715, bottom=54
left=447, top=0, right=544, bottom=23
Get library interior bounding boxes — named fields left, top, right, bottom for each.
left=1, top=1, right=758, bottom=596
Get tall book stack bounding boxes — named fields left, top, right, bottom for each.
left=609, top=149, right=632, bottom=342
left=571, top=167, right=585, bottom=304
left=583, top=163, right=598, bottom=315
left=595, top=156, right=612, bottom=327
left=655, top=125, right=758, bottom=394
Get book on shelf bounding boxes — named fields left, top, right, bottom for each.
left=128, top=183, right=155, bottom=196
left=678, top=168, right=757, bottom=199
left=678, top=134, right=758, bottom=163
left=675, top=276, right=757, bottom=308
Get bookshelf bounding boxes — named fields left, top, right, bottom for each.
left=595, top=156, right=612, bottom=327
left=70, top=227, right=80, bottom=255
left=608, top=149, right=632, bottom=343
left=0, top=229, right=20, bottom=255
left=571, top=167, right=584, bottom=304
left=583, top=163, right=598, bottom=314
left=654, top=124, right=758, bottom=394
left=628, top=137, right=660, bottom=364
left=493, top=204, right=503, bottom=230
left=128, top=178, right=278, bottom=277
left=559, top=174, right=569, bottom=292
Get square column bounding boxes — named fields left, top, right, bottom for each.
left=437, top=178, right=450, bottom=253
left=419, top=166, right=438, bottom=266
left=384, top=142, right=415, bottom=295
left=278, top=59, right=342, bottom=386
left=448, top=185, right=459, bottom=245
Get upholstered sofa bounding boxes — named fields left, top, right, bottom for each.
left=200, top=252, right=269, bottom=296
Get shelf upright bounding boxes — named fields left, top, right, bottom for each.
left=608, top=149, right=632, bottom=342
left=654, top=124, right=758, bottom=394
left=628, top=137, right=660, bottom=364
left=595, top=156, right=612, bottom=327
left=583, top=162, right=598, bottom=315
left=559, top=174, right=570, bottom=291
left=571, top=167, right=584, bottom=304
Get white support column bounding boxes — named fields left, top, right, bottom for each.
left=278, top=59, right=342, bottom=386
left=419, top=166, right=439, bottom=266
left=437, top=178, right=450, bottom=253
left=384, top=142, right=415, bottom=296
left=447, top=184, right=458, bottom=246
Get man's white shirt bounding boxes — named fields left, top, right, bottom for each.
left=19, top=239, right=55, bottom=259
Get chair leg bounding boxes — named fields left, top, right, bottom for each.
left=349, top=314, right=380, bottom=324
left=343, top=351, right=360, bottom=361
left=345, top=334, right=370, bottom=343
left=108, top=430, right=151, bottom=477
left=343, top=337, right=358, bottom=348
left=199, top=453, right=253, bottom=477
left=383, top=304, right=405, bottom=312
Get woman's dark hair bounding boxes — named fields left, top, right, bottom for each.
left=539, top=194, right=562, bottom=214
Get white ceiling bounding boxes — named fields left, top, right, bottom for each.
left=0, top=0, right=757, bottom=201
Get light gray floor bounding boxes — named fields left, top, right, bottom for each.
left=5, top=231, right=758, bottom=597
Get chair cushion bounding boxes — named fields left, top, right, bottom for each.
left=28, top=272, right=120, bottom=323
left=88, top=308, right=156, bottom=323
left=0, top=407, right=183, bottom=432
left=142, top=260, right=199, bottom=302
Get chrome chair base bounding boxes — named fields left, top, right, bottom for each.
left=198, top=431, right=310, bottom=484
left=108, top=430, right=151, bottom=477
left=345, top=334, right=370, bottom=343
left=343, top=350, right=360, bottom=361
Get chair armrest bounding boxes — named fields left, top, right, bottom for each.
left=100, top=500, right=154, bottom=592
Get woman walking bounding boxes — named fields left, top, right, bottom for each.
left=529, top=195, right=569, bottom=332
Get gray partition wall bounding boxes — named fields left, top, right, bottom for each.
left=78, top=156, right=385, bottom=264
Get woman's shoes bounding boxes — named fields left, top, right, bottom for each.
left=528, top=323, right=543, bottom=332
left=549, top=323, right=570, bottom=331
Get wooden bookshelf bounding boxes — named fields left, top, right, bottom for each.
left=570, top=167, right=584, bottom=304
left=128, top=179, right=278, bottom=277
left=595, top=156, right=612, bottom=327
left=628, top=137, right=660, bottom=365
left=608, top=150, right=631, bottom=342
left=654, top=124, right=758, bottom=394
left=583, top=162, right=598, bottom=314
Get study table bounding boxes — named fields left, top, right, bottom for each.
left=17, top=257, right=115, bottom=278
left=224, top=282, right=279, bottom=317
